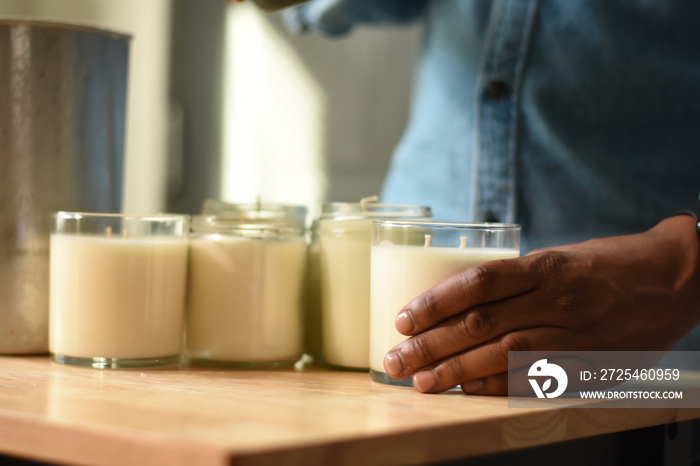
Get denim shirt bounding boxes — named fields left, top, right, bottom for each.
left=286, top=0, right=700, bottom=254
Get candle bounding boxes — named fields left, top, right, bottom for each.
left=314, top=199, right=431, bottom=370
left=201, top=198, right=307, bottom=230
left=369, top=221, right=520, bottom=386
left=186, top=215, right=307, bottom=367
left=49, top=213, right=189, bottom=368
left=315, top=218, right=373, bottom=369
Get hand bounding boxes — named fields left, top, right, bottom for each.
left=247, top=0, right=308, bottom=11
left=382, top=215, right=700, bottom=394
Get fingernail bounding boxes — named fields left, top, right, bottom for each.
left=461, top=379, right=484, bottom=394
left=383, top=351, right=404, bottom=377
left=413, top=370, right=437, bottom=392
left=395, top=310, right=414, bottom=334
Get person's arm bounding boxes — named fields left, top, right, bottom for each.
left=237, top=0, right=426, bottom=36
left=382, top=214, right=700, bottom=394
left=249, top=0, right=308, bottom=12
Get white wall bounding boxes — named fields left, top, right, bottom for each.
left=0, top=1, right=422, bottom=217
left=0, top=0, right=172, bottom=213
left=169, top=1, right=421, bottom=217
left=221, top=3, right=421, bottom=217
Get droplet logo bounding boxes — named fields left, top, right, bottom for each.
left=528, top=359, right=568, bottom=398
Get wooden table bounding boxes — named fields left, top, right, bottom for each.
left=0, top=356, right=698, bottom=466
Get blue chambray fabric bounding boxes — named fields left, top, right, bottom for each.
left=283, top=0, right=700, bottom=353
left=284, top=0, right=700, bottom=253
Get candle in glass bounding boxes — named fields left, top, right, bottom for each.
left=49, top=212, right=190, bottom=369
left=186, top=214, right=308, bottom=367
left=314, top=198, right=431, bottom=370
left=370, top=221, right=520, bottom=386
left=200, top=198, right=307, bottom=231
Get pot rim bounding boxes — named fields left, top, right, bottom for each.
left=0, top=16, right=131, bottom=41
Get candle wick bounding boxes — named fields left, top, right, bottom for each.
left=424, top=234, right=432, bottom=248
left=359, top=195, right=379, bottom=211
left=459, top=236, right=467, bottom=249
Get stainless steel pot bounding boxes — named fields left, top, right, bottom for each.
left=0, top=19, right=130, bottom=354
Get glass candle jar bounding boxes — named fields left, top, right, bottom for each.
left=49, top=212, right=190, bottom=369
left=370, top=221, right=521, bottom=386
left=201, top=198, right=308, bottom=230
left=186, top=214, right=308, bottom=367
left=313, top=199, right=431, bottom=370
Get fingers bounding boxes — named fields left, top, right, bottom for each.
left=383, top=251, right=586, bottom=394
left=384, top=293, right=563, bottom=380
left=395, top=254, right=549, bottom=336
left=407, top=328, right=565, bottom=394
left=460, top=371, right=510, bottom=396
left=459, top=358, right=626, bottom=396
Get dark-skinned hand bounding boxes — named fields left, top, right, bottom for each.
left=382, top=215, right=700, bottom=394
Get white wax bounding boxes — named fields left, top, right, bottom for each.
left=369, top=245, right=519, bottom=372
left=317, top=219, right=372, bottom=369
left=49, top=234, right=189, bottom=359
left=186, top=235, right=307, bottom=364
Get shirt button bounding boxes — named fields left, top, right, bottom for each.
left=485, top=80, right=510, bottom=101
left=484, top=212, right=500, bottom=223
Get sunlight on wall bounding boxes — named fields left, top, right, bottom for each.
left=221, top=3, right=326, bottom=217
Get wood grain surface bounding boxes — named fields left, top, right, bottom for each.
left=0, top=356, right=698, bottom=466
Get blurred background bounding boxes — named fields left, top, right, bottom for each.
left=0, top=0, right=421, bottom=218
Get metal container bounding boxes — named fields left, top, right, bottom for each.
left=0, top=19, right=130, bottom=354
